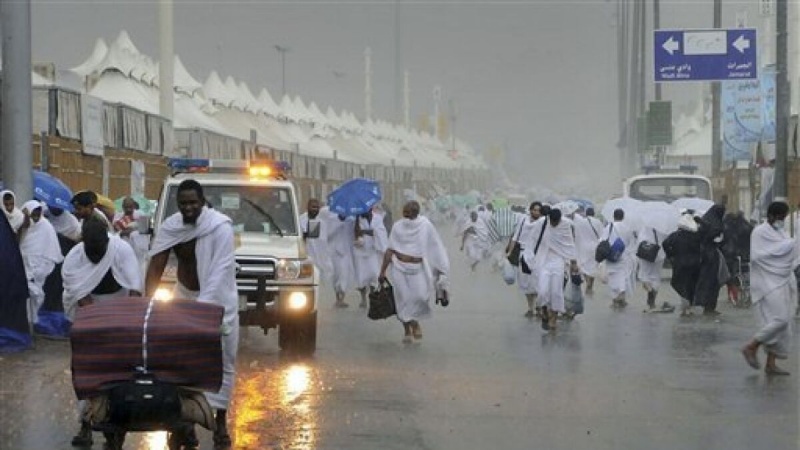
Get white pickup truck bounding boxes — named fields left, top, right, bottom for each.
left=147, top=158, right=319, bottom=354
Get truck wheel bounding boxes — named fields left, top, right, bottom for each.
left=279, top=310, right=317, bottom=355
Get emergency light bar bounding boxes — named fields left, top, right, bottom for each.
left=168, top=158, right=291, bottom=179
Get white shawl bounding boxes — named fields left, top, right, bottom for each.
left=389, top=216, right=449, bottom=278
left=536, top=218, right=576, bottom=265
left=47, top=208, right=81, bottom=241
left=750, top=223, right=797, bottom=304
left=149, top=207, right=238, bottom=325
left=354, top=214, right=389, bottom=255
left=19, top=200, right=63, bottom=266
left=62, top=235, right=143, bottom=320
left=299, top=212, right=333, bottom=278
left=1, top=190, right=24, bottom=233
left=573, top=215, right=602, bottom=271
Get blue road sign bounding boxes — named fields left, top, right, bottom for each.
left=654, top=29, right=757, bottom=82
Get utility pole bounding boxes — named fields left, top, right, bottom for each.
left=774, top=0, right=790, bottom=198
left=711, top=0, right=722, bottom=176
left=158, top=0, right=174, bottom=157
left=274, top=45, right=290, bottom=97
left=158, top=0, right=173, bottom=121
left=364, top=47, right=372, bottom=121
left=653, top=0, right=661, bottom=101
left=1, top=0, right=33, bottom=201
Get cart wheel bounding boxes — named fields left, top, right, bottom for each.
left=167, top=432, right=182, bottom=450
left=102, top=431, right=125, bottom=450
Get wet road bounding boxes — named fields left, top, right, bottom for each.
left=1, top=227, right=798, bottom=450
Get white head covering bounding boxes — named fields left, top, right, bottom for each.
left=21, top=199, right=43, bottom=215
left=0, top=190, right=24, bottom=232
left=19, top=200, right=63, bottom=265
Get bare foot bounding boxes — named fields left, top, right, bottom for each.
left=741, top=345, right=760, bottom=370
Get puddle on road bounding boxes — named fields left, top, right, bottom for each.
left=231, top=362, right=320, bottom=449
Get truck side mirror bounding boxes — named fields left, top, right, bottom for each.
left=137, top=215, right=152, bottom=235
left=305, top=220, right=321, bottom=239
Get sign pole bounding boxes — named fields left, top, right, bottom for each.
left=711, top=0, right=722, bottom=177
left=775, top=0, right=789, bottom=199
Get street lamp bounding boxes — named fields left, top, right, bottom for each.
left=274, top=45, right=290, bottom=97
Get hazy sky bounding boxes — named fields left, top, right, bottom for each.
left=30, top=0, right=752, bottom=197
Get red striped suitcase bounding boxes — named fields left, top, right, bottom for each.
left=70, top=297, right=224, bottom=400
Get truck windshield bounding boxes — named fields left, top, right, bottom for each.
left=627, top=177, right=712, bottom=202
left=164, top=185, right=298, bottom=236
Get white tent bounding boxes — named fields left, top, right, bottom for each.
left=70, top=38, right=108, bottom=78
left=257, top=88, right=281, bottom=118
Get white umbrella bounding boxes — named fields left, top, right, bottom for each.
left=637, top=201, right=681, bottom=234
left=601, top=197, right=644, bottom=230
left=671, top=197, right=714, bottom=215
left=553, top=200, right=580, bottom=216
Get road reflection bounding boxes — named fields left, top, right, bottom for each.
left=232, top=361, right=319, bottom=449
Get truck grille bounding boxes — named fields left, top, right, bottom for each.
left=235, top=256, right=276, bottom=293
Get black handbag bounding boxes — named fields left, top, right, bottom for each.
left=368, top=280, right=397, bottom=320
left=595, top=223, right=614, bottom=263
left=507, top=221, right=524, bottom=266
left=636, top=229, right=660, bottom=263
left=106, top=373, right=182, bottom=431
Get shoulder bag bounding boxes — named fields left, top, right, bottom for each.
left=507, top=220, right=525, bottom=267
left=636, top=229, right=661, bottom=263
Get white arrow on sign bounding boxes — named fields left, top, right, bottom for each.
left=733, top=34, right=751, bottom=53
left=663, top=36, right=680, bottom=55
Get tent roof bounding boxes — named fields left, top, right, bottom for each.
left=70, top=38, right=108, bottom=78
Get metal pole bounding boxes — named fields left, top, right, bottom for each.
left=158, top=0, right=174, bottom=121
left=654, top=0, right=661, bottom=101
left=775, top=0, right=790, bottom=198
left=711, top=0, right=722, bottom=176
left=364, top=47, right=372, bottom=121
left=274, top=45, right=289, bottom=97
left=1, top=0, right=33, bottom=201
left=394, top=0, right=404, bottom=122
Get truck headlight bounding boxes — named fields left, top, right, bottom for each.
left=154, top=287, right=174, bottom=302
left=288, top=292, right=309, bottom=310
left=277, top=259, right=314, bottom=280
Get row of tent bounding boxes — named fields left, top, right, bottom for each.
left=33, top=31, right=485, bottom=170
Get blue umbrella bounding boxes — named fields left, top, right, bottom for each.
left=327, top=178, right=382, bottom=217
left=33, top=170, right=74, bottom=212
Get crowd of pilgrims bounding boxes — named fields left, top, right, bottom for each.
left=1, top=189, right=147, bottom=338
left=448, top=198, right=757, bottom=332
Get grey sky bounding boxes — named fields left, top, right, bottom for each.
left=30, top=0, right=749, bottom=197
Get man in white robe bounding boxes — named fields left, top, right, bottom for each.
left=300, top=199, right=333, bottom=285
left=62, top=217, right=143, bottom=319
left=534, top=208, right=577, bottom=331
left=45, top=206, right=81, bottom=242
left=572, top=208, right=603, bottom=294
left=353, top=209, right=388, bottom=307
left=18, top=200, right=63, bottom=327
left=324, top=210, right=356, bottom=308
left=146, top=179, right=238, bottom=447
left=112, top=197, right=149, bottom=275
left=507, top=202, right=545, bottom=318
left=601, top=208, right=636, bottom=308
left=63, top=216, right=142, bottom=448
left=636, top=226, right=675, bottom=313
left=741, top=201, right=797, bottom=376
left=379, top=201, right=449, bottom=343
left=461, top=211, right=491, bottom=271
left=1, top=190, right=24, bottom=235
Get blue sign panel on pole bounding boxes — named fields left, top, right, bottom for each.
left=654, top=29, right=757, bottom=82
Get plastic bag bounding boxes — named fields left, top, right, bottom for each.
left=501, top=259, right=516, bottom=285
left=597, top=262, right=609, bottom=285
